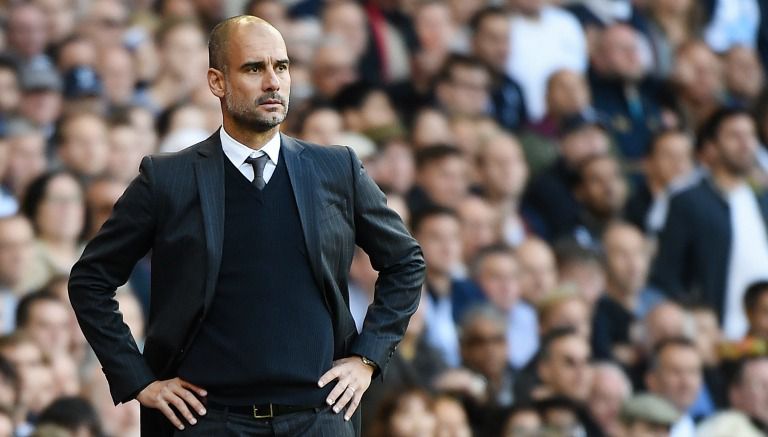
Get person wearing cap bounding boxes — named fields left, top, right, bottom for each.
left=17, top=65, right=63, bottom=139
left=619, top=393, right=680, bottom=437
left=522, top=109, right=612, bottom=240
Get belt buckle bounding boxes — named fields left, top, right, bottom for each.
left=253, top=403, right=274, bottom=419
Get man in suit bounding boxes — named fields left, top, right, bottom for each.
left=650, top=107, right=768, bottom=340
left=68, top=15, right=425, bottom=436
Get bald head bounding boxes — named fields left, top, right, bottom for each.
left=208, top=15, right=282, bottom=72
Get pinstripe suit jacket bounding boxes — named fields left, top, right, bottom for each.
left=68, top=131, right=425, bottom=435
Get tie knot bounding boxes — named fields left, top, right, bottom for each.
left=245, top=154, right=269, bottom=190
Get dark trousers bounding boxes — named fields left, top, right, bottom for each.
left=173, top=404, right=358, bottom=436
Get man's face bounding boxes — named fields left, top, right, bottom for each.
left=480, top=135, right=529, bottom=200
left=748, top=291, right=768, bottom=339
left=547, top=70, right=590, bottom=117
left=460, top=318, right=508, bottom=380
left=539, top=335, right=593, bottom=401
left=59, top=115, right=110, bottom=177
left=517, top=240, right=557, bottom=304
left=0, top=218, right=35, bottom=288
left=588, top=368, right=630, bottom=436
left=442, top=64, right=491, bottom=117
left=457, top=197, right=499, bottom=262
left=7, top=5, right=48, bottom=58
left=601, top=26, right=645, bottom=81
left=26, top=300, right=72, bottom=356
left=577, top=157, right=627, bottom=217
left=560, top=127, right=610, bottom=167
left=604, top=226, right=650, bottom=295
left=649, top=133, right=693, bottom=188
left=416, top=215, right=462, bottom=277
left=86, top=180, right=126, bottom=235
left=473, top=14, right=509, bottom=71
left=0, top=69, right=20, bottom=113
left=731, top=360, right=768, bottom=423
left=214, top=22, right=291, bottom=132
left=648, top=345, right=702, bottom=412
left=418, top=156, right=468, bottom=209
left=311, top=45, right=356, bottom=100
left=712, top=115, right=758, bottom=177
left=476, top=253, right=520, bottom=312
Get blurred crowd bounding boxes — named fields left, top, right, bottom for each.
left=0, top=0, right=766, bottom=436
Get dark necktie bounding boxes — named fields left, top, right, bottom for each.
left=244, top=154, right=269, bottom=190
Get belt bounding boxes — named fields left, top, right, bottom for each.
left=204, top=399, right=320, bottom=419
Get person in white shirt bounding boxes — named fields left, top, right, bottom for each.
left=505, top=0, right=588, bottom=121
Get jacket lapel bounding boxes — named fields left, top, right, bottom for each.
left=194, top=131, right=226, bottom=315
left=281, top=134, right=325, bottom=294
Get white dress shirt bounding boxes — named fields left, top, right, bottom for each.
left=220, top=127, right=281, bottom=184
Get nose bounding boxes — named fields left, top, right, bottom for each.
left=263, top=67, right=280, bottom=92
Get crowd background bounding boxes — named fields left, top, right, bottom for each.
left=0, top=0, right=766, bottom=436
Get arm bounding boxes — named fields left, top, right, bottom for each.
left=649, top=195, right=692, bottom=300
left=68, top=156, right=158, bottom=405
left=345, top=146, right=426, bottom=376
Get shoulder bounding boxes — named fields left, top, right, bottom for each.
left=283, top=134, right=357, bottom=174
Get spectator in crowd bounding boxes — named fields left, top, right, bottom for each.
left=505, top=0, right=588, bottom=120
left=55, top=112, right=109, bottom=181
left=723, top=45, right=765, bottom=107
left=516, top=237, right=558, bottom=306
left=97, top=47, right=138, bottom=110
left=475, top=131, right=540, bottom=246
left=413, top=206, right=479, bottom=367
left=537, top=287, right=593, bottom=341
left=291, top=103, right=343, bottom=147
left=521, top=69, right=592, bottom=174
left=14, top=290, right=71, bottom=360
left=501, top=404, right=541, bottom=437
left=524, top=326, right=593, bottom=404
left=645, top=0, right=703, bottom=78
left=590, top=23, right=668, bottom=161
left=651, top=107, right=768, bottom=339
left=554, top=241, right=606, bottom=307
left=469, top=6, right=527, bottom=132
left=588, top=361, right=633, bottom=436
left=310, top=36, right=359, bottom=102
left=0, top=332, right=46, bottom=435
left=570, top=153, right=629, bottom=246
left=434, top=54, right=492, bottom=119
left=408, top=145, right=469, bottom=215
left=432, top=394, right=472, bottom=437
left=524, top=110, right=612, bottom=239
left=20, top=171, right=85, bottom=293
left=105, top=119, right=144, bottom=184
left=84, top=177, right=127, bottom=240
left=36, top=396, right=103, bottom=437
left=333, top=81, right=399, bottom=136
left=5, top=126, right=47, bottom=200
left=0, top=58, right=21, bottom=122
left=592, top=222, right=663, bottom=362
left=646, top=337, right=703, bottom=436
left=456, top=195, right=499, bottom=271
left=5, top=3, right=50, bottom=72
left=374, top=139, right=415, bottom=196
left=624, top=129, right=697, bottom=235
left=727, top=356, right=768, bottom=433
left=618, top=393, right=680, bottom=437
left=0, top=216, right=35, bottom=315
left=457, top=304, right=516, bottom=422
left=470, top=245, right=536, bottom=370
left=671, top=41, right=725, bottom=130
left=743, top=281, right=768, bottom=341
left=367, top=388, right=437, bottom=437
left=17, top=66, right=63, bottom=140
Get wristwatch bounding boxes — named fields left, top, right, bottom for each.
left=360, top=355, right=377, bottom=370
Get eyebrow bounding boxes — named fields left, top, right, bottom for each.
left=240, top=59, right=291, bottom=71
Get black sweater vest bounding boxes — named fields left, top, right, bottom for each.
left=177, top=153, right=334, bottom=406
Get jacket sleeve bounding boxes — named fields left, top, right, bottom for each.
left=649, top=195, right=691, bottom=300
left=68, top=156, right=158, bottom=405
left=344, top=147, right=426, bottom=379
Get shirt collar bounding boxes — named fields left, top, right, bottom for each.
left=219, top=126, right=280, bottom=165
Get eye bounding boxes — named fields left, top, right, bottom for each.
left=276, top=64, right=288, bottom=72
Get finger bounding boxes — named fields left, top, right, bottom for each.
left=344, top=393, right=362, bottom=421
left=318, top=367, right=342, bottom=388
left=167, top=393, right=198, bottom=426
left=325, top=376, right=351, bottom=405
left=158, top=401, right=186, bottom=431
left=179, top=379, right=208, bottom=397
left=332, top=386, right=356, bottom=413
left=176, top=387, right=207, bottom=416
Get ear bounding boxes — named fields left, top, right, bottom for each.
left=207, top=68, right=226, bottom=99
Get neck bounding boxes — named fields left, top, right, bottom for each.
left=223, top=119, right=280, bottom=150
left=711, top=166, right=745, bottom=193
left=606, top=281, right=637, bottom=310
left=427, top=270, right=452, bottom=296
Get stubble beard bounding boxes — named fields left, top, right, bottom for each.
left=224, top=88, right=289, bottom=133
